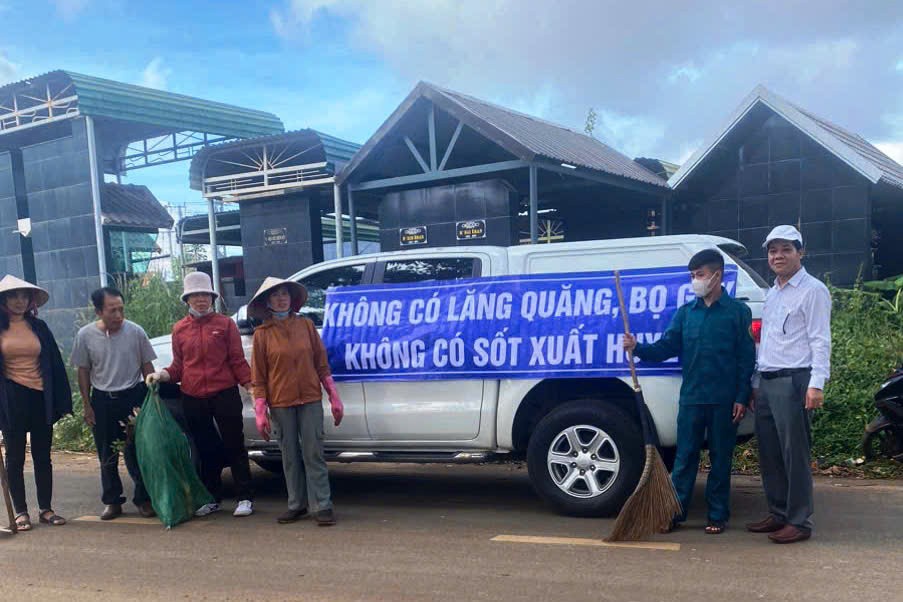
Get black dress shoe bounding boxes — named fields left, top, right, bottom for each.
left=277, top=508, right=308, bottom=524
left=138, top=502, right=156, bottom=518
left=101, top=504, right=122, bottom=521
left=768, top=525, right=812, bottom=544
left=746, top=516, right=785, bottom=533
left=315, top=508, right=336, bottom=526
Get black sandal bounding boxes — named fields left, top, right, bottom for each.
left=705, top=521, right=726, bottom=534
left=14, top=513, right=32, bottom=531
left=39, top=510, right=66, bottom=526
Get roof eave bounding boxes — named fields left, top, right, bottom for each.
left=336, top=82, right=540, bottom=187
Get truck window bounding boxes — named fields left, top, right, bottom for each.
left=718, top=244, right=769, bottom=289
left=299, top=264, right=367, bottom=325
left=381, top=258, right=479, bottom=284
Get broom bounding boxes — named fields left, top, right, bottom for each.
left=0, top=442, right=17, bottom=534
left=605, top=270, right=681, bottom=542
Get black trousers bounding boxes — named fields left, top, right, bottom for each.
left=92, top=384, right=149, bottom=506
left=182, top=386, right=252, bottom=502
left=1, top=380, right=53, bottom=515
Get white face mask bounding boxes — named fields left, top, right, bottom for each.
left=188, top=307, right=214, bottom=319
left=691, top=272, right=720, bottom=298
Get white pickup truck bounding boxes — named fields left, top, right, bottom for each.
left=151, top=235, right=766, bottom=516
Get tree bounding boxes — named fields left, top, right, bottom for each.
left=584, top=107, right=597, bottom=138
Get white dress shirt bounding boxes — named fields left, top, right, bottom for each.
left=756, top=267, right=832, bottom=390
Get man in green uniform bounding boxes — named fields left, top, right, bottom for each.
left=623, top=249, right=756, bottom=533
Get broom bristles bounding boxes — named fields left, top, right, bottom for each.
left=605, top=445, right=682, bottom=542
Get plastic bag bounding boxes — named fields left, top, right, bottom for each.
left=135, top=388, right=213, bottom=528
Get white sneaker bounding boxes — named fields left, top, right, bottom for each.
left=194, top=502, right=221, bottom=517
left=233, top=500, right=253, bottom=517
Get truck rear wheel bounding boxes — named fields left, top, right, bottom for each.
left=527, top=400, right=643, bottom=517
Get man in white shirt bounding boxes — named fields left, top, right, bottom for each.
left=746, top=225, right=831, bottom=544
left=71, top=287, right=157, bottom=521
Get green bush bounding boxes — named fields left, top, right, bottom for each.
left=53, top=366, right=94, bottom=451
left=815, top=286, right=903, bottom=464
left=118, top=272, right=186, bottom=339
left=53, top=390, right=95, bottom=452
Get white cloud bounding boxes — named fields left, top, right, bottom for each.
left=767, top=39, right=859, bottom=85
left=875, top=141, right=903, bottom=166
left=668, top=63, right=703, bottom=84
left=501, top=85, right=557, bottom=121
left=140, top=57, right=171, bottom=90
left=675, top=139, right=703, bottom=166
left=596, top=109, right=665, bottom=159
left=52, top=0, right=89, bottom=20
left=268, top=1, right=903, bottom=160
left=0, top=53, right=18, bottom=85
left=271, top=0, right=342, bottom=40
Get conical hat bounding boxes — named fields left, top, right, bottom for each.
left=247, top=277, right=308, bottom=320
left=0, top=275, right=49, bottom=308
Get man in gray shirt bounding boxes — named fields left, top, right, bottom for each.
left=71, top=286, right=157, bottom=520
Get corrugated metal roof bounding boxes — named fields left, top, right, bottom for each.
left=429, top=84, right=667, bottom=188
left=189, top=129, right=361, bottom=190
left=102, top=183, right=174, bottom=229
left=338, top=81, right=667, bottom=190
left=0, top=70, right=284, bottom=139
left=793, top=106, right=903, bottom=190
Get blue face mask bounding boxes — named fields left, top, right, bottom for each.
left=270, top=309, right=291, bottom=320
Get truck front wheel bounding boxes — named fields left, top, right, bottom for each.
left=526, top=400, right=644, bottom=517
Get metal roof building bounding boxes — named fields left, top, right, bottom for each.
left=335, top=81, right=669, bottom=254
left=0, top=69, right=284, bottom=341
left=669, top=84, right=903, bottom=284
left=185, top=128, right=363, bottom=307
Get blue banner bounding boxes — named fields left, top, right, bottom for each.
left=322, top=266, right=738, bottom=382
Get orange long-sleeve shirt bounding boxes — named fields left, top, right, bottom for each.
left=250, top=315, right=331, bottom=408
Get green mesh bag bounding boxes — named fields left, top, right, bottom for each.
left=135, top=388, right=213, bottom=529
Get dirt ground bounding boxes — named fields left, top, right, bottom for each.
left=1, top=452, right=901, bottom=602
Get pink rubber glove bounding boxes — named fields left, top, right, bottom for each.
left=254, top=398, right=270, bottom=441
left=322, top=376, right=344, bottom=427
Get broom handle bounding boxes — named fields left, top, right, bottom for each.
left=0, top=442, right=17, bottom=533
left=614, top=271, right=641, bottom=392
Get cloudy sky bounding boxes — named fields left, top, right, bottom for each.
left=1, top=0, right=901, bottom=213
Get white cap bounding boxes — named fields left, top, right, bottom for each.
left=762, top=225, right=803, bottom=248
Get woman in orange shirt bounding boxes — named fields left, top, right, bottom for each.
left=0, top=276, right=72, bottom=531
left=249, top=277, right=343, bottom=526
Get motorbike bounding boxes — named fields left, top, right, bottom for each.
left=863, top=365, right=903, bottom=462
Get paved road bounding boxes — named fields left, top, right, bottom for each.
left=1, top=454, right=901, bottom=602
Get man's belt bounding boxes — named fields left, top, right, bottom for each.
left=93, top=382, right=145, bottom=399
left=759, top=367, right=811, bottom=380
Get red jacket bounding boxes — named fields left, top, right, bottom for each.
left=166, top=312, right=251, bottom=399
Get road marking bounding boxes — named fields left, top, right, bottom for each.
left=491, top=534, right=680, bottom=551
left=72, top=515, right=207, bottom=528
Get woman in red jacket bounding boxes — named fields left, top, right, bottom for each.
left=146, top=272, right=254, bottom=517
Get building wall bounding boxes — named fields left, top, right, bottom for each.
left=378, top=180, right=518, bottom=251
left=0, top=151, right=25, bottom=279
left=21, top=118, right=101, bottom=345
left=673, top=113, right=872, bottom=285
left=239, top=190, right=324, bottom=307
